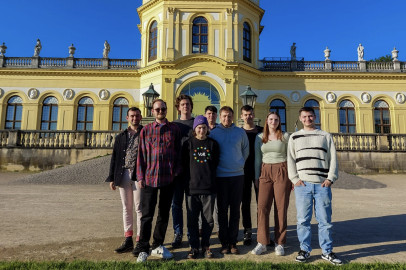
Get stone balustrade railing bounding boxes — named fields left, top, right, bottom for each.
left=1, top=130, right=406, bottom=151
left=331, top=133, right=406, bottom=151
left=260, top=59, right=405, bottom=72
left=0, top=56, right=140, bottom=70
left=0, top=130, right=120, bottom=149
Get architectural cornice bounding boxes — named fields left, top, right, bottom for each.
left=0, top=69, right=140, bottom=78
left=259, top=72, right=406, bottom=80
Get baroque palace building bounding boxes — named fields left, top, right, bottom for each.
left=1, top=0, right=406, bottom=134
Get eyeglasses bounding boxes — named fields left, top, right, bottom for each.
left=154, top=107, right=167, bottom=112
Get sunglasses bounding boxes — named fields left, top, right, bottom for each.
left=154, top=107, right=167, bottom=112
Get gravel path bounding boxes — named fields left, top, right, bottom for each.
left=14, top=155, right=386, bottom=190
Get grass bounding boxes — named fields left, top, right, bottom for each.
left=1, top=261, right=405, bottom=270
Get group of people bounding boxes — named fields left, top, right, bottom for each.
left=106, top=94, right=342, bottom=265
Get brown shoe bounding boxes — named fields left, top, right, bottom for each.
left=220, top=244, right=230, bottom=254
left=230, top=244, right=240, bottom=254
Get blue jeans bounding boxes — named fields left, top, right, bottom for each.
left=294, top=181, right=333, bottom=254
left=172, top=177, right=184, bottom=235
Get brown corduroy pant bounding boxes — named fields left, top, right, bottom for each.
left=257, top=161, right=292, bottom=246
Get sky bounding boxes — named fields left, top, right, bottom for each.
left=2, top=0, right=405, bottom=61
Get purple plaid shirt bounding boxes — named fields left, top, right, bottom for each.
left=136, top=119, right=182, bottom=187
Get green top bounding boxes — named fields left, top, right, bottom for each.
left=254, top=132, right=290, bottom=179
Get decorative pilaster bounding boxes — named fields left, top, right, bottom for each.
left=166, top=7, right=175, bottom=60
left=226, top=8, right=234, bottom=61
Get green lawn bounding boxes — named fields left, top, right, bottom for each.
left=1, top=261, right=406, bottom=270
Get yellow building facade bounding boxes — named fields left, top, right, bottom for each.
left=1, top=0, right=406, bottom=133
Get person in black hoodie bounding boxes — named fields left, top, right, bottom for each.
left=182, top=115, right=220, bottom=259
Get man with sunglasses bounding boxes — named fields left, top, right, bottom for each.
left=134, top=99, right=182, bottom=263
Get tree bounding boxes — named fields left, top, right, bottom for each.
left=369, top=54, right=392, bottom=62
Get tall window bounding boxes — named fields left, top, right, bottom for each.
left=149, top=21, right=158, bottom=61
left=192, top=17, right=208, bottom=54
left=41, top=96, right=58, bottom=130
left=270, top=99, right=286, bottom=132
left=374, top=100, right=391, bottom=134
left=76, top=97, right=94, bottom=131
left=339, top=99, right=356, bottom=133
left=112, top=98, right=129, bottom=131
left=5, top=96, right=23, bottom=129
left=304, top=99, right=321, bottom=129
left=243, top=22, right=251, bottom=62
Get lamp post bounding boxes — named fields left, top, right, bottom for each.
left=240, top=85, right=258, bottom=108
left=142, top=83, right=160, bottom=117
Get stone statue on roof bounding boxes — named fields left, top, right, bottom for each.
left=34, top=39, right=42, bottom=57
left=103, top=40, right=110, bottom=58
left=290, top=42, right=296, bottom=60
left=357, top=44, right=364, bottom=61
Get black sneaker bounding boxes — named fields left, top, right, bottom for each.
left=132, top=242, right=142, bottom=257
left=171, top=234, right=183, bottom=248
left=243, top=228, right=252, bottom=246
left=321, top=252, right=343, bottom=265
left=114, top=237, right=133, bottom=253
left=187, top=248, right=199, bottom=259
left=295, top=250, right=310, bottom=263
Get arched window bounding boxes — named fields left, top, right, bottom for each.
left=149, top=21, right=158, bottom=61
left=112, top=98, right=129, bottom=131
left=374, top=100, right=390, bottom=134
left=304, top=99, right=321, bottom=129
left=192, top=17, right=208, bottom=54
left=339, top=99, right=356, bottom=133
left=243, top=22, right=251, bottom=62
left=77, top=97, right=94, bottom=131
left=5, top=96, right=23, bottom=129
left=270, top=99, right=286, bottom=132
left=41, top=96, right=58, bottom=130
left=180, top=81, right=220, bottom=117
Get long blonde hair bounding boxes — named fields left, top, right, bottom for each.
left=262, top=111, right=282, bottom=143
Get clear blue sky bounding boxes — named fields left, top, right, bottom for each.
left=2, top=0, right=405, bottom=61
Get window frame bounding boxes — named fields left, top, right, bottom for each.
left=270, top=99, right=287, bottom=132
left=374, top=100, right=391, bottom=134
left=40, top=96, right=59, bottom=131
left=192, top=16, right=208, bottom=54
left=76, top=97, right=94, bottom=131
left=148, top=21, right=158, bottom=62
left=112, top=98, right=129, bottom=131
left=243, top=22, right=252, bottom=62
left=339, top=100, right=356, bottom=133
left=5, top=96, right=23, bottom=130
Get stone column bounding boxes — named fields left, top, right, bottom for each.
left=226, top=8, right=234, bottom=61
left=393, top=60, right=401, bottom=72
left=31, top=56, right=39, bottom=68
left=166, top=7, right=175, bottom=60
left=7, top=130, right=20, bottom=147
left=359, top=60, right=367, bottom=72
left=67, top=57, right=74, bottom=68
left=0, top=55, right=4, bottom=67
left=102, top=58, right=109, bottom=69
left=325, top=59, right=332, bottom=71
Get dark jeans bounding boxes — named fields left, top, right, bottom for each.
left=186, top=194, right=215, bottom=249
left=171, top=176, right=184, bottom=235
left=241, top=175, right=259, bottom=230
left=138, top=183, right=174, bottom=252
left=217, top=175, right=244, bottom=245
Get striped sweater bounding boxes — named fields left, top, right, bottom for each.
left=287, top=129, right=338, bottom=185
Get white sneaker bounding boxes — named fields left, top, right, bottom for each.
left=136, top=252, right=148, bottom=263
left=251, top=243, right=267, bottom=255
left=151, top=245, right=174, bottom=259
left=274, top=244, right=285, bottom=256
